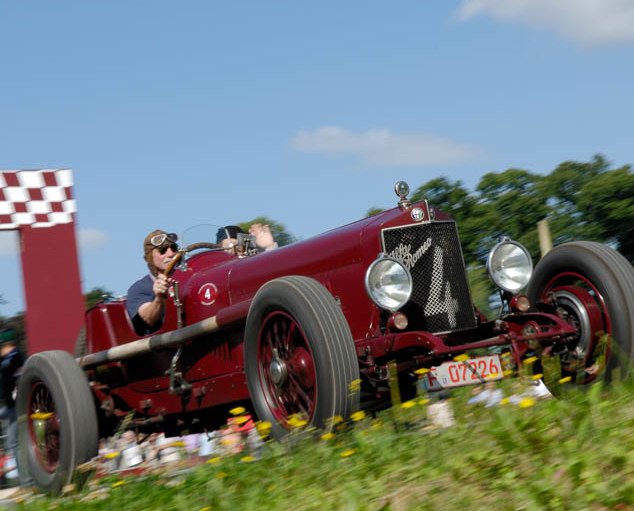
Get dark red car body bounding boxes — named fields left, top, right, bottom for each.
left=82, top=199, right=572, bottom=434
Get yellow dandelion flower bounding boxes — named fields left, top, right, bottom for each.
left=199, top=507, right=212, bottom=511
left=267, top=485, right=277, bottom=492
left=330, top=415, right=344, bottom=424
left=321, top=432, right=335, bottom=441
left=453, top=354, right=469, bottom=362
left=417, top=398, right=430, bottom=406
left=230, top=406, right=246, bottom=416
left=287, top=415, right=308, bottom=428
left=486, top=372, right=499, bottom=379
left=104, top=452, right=120, bottom=459
left=215, top=471, right=227, bottom=479
left=350, top=410, right=366, bottom=422
left=523, top=356, right=538, bottom=365
left=111, top=481, right=124, bottom=488
left=234, top=416, right=249, bottom=425
left=500, top=397, right=510, bottom=405
left=414, top=368, right=430, bottom=375
left=349, top=379, right=361, bottom=391
left=531, top=373, right=543, bottom=381
left=519, top=397, right=535, bottom=408
left=240, top=456, right=255, bottom=463
left=255, top=420, right=272, bottom=438
left=400, top=400, right=416, bottom=409
left=503, top=370, right=514, bottom=376
left=558, top=376, right=572, bottom=384
left=170, top=441, right=185, bottom=448
left=30, top=412, right=54, bottom=420
left=340, top=448, right=357, bottom=457
left=370, top=420, right=382, bottom=430
left=206, top=457, right=221, bottom=465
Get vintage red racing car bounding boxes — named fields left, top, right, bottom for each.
left=16, top=181, right=634, bottom=492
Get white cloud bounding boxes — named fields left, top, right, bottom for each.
left=290, top=126, right=480, bottom=168
left=458, top=0, right=634, bottom=46
left=78, top=228, right=110, bottom=251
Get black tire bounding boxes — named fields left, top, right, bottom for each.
left=244, top=276, right=360, bottom=438
left=527, top=241, right=634, bottom=382
left=16, top=350, right=98, bottom=494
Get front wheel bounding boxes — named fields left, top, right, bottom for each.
left=527, top=241, right=634, bottom=383
left=244, top=276, right=360, bottom=439
left=17, top=350, right=98, bottom=494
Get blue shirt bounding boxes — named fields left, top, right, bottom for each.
left=126, top=274, right=162, bottom=336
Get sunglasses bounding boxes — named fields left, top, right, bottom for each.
left=158, top=243, right=179, bottom=255
left=150, top=232, right=178, bottom=247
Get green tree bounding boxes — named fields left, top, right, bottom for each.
left=577, top=165, right=634, bottom=261
left=365, top=207, right=385, bottom=217
left=475, top=168, right=548, bottom=262
left=237, top=216, right=295, bottom=247
left=538, top=154, right=611, bottom=246
left=84, top=286, right=114, bottom=310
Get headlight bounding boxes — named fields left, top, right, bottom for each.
left=487, top=238, right=533, bottom=293
left=365, top=255, right=412, bottom=311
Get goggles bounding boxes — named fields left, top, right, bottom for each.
left=158, top=243, right=178, bottom=255
left=150, top=232, right=178, bottom=247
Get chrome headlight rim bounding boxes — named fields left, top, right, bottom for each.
left=487, top=237, right=534, bottom=294
left=364, top=254, right=413, bottom=312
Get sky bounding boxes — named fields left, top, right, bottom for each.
left=1, top=0, right=633, bottom=317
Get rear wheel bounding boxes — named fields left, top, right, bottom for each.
left=527, top=242, right=634, bottom=383
left=17, top=350, right=98, bottom=494
left=244, top=276, right=360, bottom=438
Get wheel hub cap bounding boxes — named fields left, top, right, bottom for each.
left=269, top=349, right=288, bottom=386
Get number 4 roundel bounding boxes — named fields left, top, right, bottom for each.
left=198, top=283, right=218, bottom=305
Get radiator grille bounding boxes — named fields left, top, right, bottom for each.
left=381, top=221, right=477, bottom=334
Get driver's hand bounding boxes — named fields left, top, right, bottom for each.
left=153, top=273, right=172, bottom=298
left=249, top=223, right=275, bottom=250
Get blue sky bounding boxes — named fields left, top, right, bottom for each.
left=1, top=1, right=633, bottom=316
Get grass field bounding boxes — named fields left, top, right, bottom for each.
left=12, top=375, right=634, bottom=511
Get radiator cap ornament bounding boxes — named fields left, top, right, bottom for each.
left=394, top=181, right=410, bottom=208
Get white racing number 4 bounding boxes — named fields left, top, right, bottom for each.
left=423, top=246, right=458, bottom=329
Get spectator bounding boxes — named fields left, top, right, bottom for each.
left=216, top=224, right=277, bottom=255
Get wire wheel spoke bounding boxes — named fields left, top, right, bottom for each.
left=258, top=311, right=317, bottom=425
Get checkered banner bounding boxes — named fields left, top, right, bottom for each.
left=0, top=169, right=76, bottom=229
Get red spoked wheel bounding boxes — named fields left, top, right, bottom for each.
left=245, top=276, right=360, bottom=439
left=257, top=311, right=317, bottom=425
left=528, top=242, right=634, bottom=383
left=17, top=350, right=98, bottom=494
left=28, top=382, right=61, bottom=473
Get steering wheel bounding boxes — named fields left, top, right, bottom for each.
left=164, top=242, right=221, bottom=276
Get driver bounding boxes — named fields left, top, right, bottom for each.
left=216, top=223, right=277, bottom=254
left=126, top=229, right=178, bottom=336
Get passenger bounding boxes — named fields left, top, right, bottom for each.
left=216, top=223, right=277, bottom=254
left=0, top=328, right=24, bottom=467
left=126, top=230, right=179, bottom=336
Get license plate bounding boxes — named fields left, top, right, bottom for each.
left=422, top=355, right=503, bottom=391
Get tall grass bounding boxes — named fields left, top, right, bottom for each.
left=14, top=377, right=634, bottom=511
